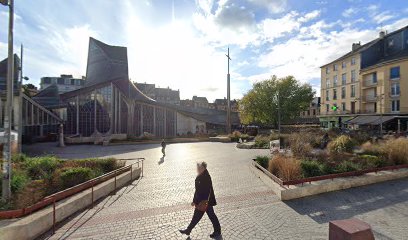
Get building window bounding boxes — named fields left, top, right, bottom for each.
left=64, top=79, right=71, bottom=85
left=342, top=73, right=347, bottom=85
left=326, top=78, right=330, bottom=88
left=391, top=100, right=400, bottom=112
left=351, top=85, right=356, bottom=98
left=351, top=57, right=356, bottom=65
left=326, top=104, right=330, bottom=112
left=342, top=61, right=346, bottom=68
left=43, top=78, right=51, bottom=84
left=341, top=87, right=346, bottom=99
left=326, top=67, right=330, bottom=74
left=333, top=75, right=338, bottom=87
left=390, top=66, right=400, bottom=79
left=341, top=102, right=346, bottom=111
left=333, top=89, right=337, bottom=100
left=326, top=90, right=329, bottom=101
left=351, top=70, right=356, bottom=82
left=333, top=64, right=338, bottom=71
left=372, top=72, right=377, bottom=83
left=388, top=39, right=394, bottom=47
left=391, top=83, right=400, bottom=96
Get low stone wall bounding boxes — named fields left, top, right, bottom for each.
left=0, top=167, right=142, bottom=240
left=65, top=134, right=127, bottom=144
left=250, top=161, right=408, bottom=201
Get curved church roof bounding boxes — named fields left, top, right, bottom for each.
left=62, top=38, right=154, bottom=102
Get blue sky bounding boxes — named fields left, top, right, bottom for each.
left=0, top=0, right=407, bottom=101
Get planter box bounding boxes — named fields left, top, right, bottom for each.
left=0, top=167, right=142, bottom=240
left=250, top=161, right=408, bottom=200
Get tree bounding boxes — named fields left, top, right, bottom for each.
left=239, top=75, right=315, bottom=126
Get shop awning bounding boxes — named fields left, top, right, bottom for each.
left=346, top=115, right=396, bottom=125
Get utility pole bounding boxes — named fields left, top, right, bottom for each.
left=225, top=47, right=231, bottom=134
left=277, top=90, right=281, bottom=137
left=18, top=44, right=23, bottom=153
left=2, top=0, right=14, bottom=201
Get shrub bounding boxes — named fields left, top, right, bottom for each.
left=254, top=135, right=270, bottom=148
left=328, top=135, right=356, bottom=154
left=63, top=158, right=124, bottom=174
left=357, top=155, right=388, bottom=169
left=60, top=167, right=99, bottom=189
left=349, top=131, right=371, bottom=145
left=336, top=161, right=361, bottom=173
left=255, top=155, right=269, bottom=168
left=268, top=154, right=301, bottom=181
left=12, top=154, right=29, bottom=164
left=11, top=170, right=30, bottom=193
left=26, top=156, right=60, bottom=180
left=13, top=180, right=46, bottom=209
left=300, top=160, right=324, bottom=178
left=360, top=141, right=383, bottom=156
left=288, top=133, right=313, bottom=158
left=382, top=138, right=408, bottom=165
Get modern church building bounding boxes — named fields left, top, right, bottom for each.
left=48, top=38, right=239, bottom=141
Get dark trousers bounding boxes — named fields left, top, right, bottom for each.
left=187, top=206, right=221, bottom=233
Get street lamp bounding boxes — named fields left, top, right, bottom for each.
left=1, top=0, right=14, bottom=201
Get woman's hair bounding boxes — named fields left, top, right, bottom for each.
left=197, top=161, right=207, bottom=169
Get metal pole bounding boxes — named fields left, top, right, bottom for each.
left=18, top=44, right=23, bottom=153
left=2, top=0, right=14, bottom=201
left=226, top=47, right=231, bottom=134
left=277, top=90, right=281, bottom=137
left=380, top=94, right=383, bottom=136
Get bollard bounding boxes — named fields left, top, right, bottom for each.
left=52, top=198, right=56, bottom=234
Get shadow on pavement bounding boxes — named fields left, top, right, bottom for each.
left=285, top=178, right=408, bottom=224
left=158, top=156, right=165, bottom=165
left=23, top=142, right=160, bottom=159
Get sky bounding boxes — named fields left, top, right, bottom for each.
left=0, top=0, right=408, bottom=101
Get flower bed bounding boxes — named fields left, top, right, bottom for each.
left=255, top=135, right=408, bottom=187
left=0, top=155, right=124, bottom=210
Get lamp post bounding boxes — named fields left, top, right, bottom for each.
left=1, top=0, right=14, bottom=201
left=225, top=47, right=231, bottom=134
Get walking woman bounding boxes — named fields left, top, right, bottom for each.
left=161, top=139, right=166, bottom=157
left=179, top=162, right=221, bottom=238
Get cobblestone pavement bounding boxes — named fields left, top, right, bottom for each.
left=32, top=142, right=408, bottom=240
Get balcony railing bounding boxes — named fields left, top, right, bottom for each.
left=362, top=80, right=378, bottom=88
left=362, top=95, right=377, bottom=102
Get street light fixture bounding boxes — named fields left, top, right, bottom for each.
left=1, top=0, right=14, bottom=201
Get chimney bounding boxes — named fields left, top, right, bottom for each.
left=352, top=42, right=361, bottom=51
left=379, top=30, right=386, bottom=38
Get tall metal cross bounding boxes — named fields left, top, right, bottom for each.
left=225, top=47, right=232, bottom=134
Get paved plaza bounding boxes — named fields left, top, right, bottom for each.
left=26, top=142, right=408, bottom=240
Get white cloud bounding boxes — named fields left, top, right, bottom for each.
left=248, top=0, right=288, bottom=13
left=342, top=7, right=358, bottom=18
left=124, top=11, right=237, bottom=100
left=261, top=10, right=321, bottom=43
left=372, top=12, right=394, bottom=24
left=255, top=23, right=378, bottom=84
left=299, top=10, right=321, bottom=22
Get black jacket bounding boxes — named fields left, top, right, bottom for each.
left=193, top=170, right=217, bottom=206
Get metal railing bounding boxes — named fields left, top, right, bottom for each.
left=253, top=160, right=408, bottom=189
left=0, top=158, right=145, bottom=232
left=283, top=164, right=408, bottom=188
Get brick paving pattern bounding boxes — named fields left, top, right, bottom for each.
left=31, top=142, right=408, bottom=240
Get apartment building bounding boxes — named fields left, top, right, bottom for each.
left=320, top=25, right=408, bottom=132
left=40, top=75, right=85, bottom=93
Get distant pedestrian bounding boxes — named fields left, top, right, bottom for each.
left=161, top=139, right=166, bottom=156
left=179, top=162, right=221, bottom=238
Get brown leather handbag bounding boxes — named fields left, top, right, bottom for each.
left=196, top=190, right=211, bottom=212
